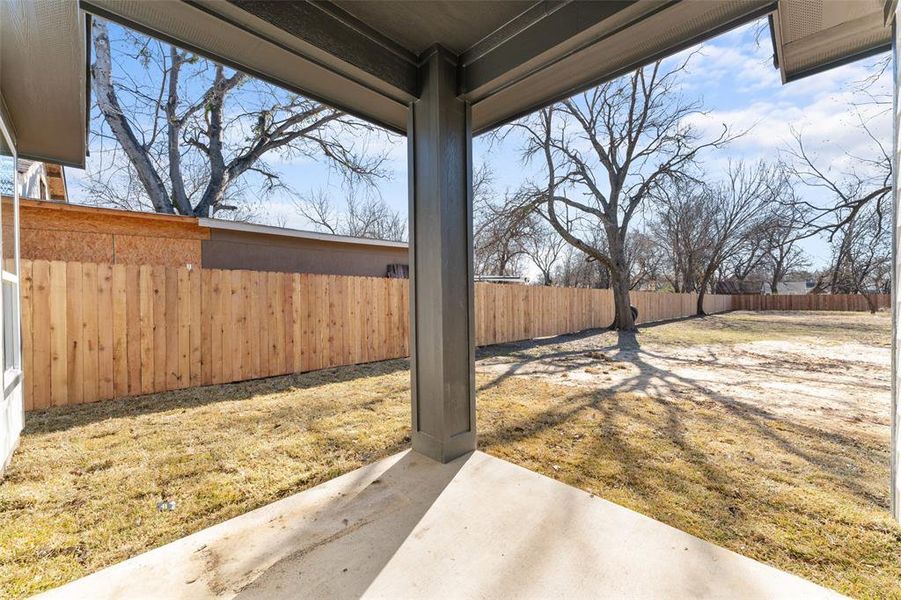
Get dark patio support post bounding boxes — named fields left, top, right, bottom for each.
left=407, top=45, right=476, bottom=463
left=892, top=2, right=901, bottom=523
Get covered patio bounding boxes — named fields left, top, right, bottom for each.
left=39, top=450, right=840, bottom=599
left=2, top=0, right=898, bottom=597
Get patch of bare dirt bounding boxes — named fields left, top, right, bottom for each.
left=476, top=312, right=891, bottom=437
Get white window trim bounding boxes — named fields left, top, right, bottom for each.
left=0, top=111, right=21, bottom=392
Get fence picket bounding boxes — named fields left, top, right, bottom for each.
left=31, top=261, right=52, bottom=409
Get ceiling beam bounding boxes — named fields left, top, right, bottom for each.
left=225, top=0, right=418, bottom=98
left=460, top=0, right=642, bottom=101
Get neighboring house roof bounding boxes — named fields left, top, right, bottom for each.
left=18, top=199, right=409, bottom=278
left=714, top=280, right=766, bottom=295
left=197, top=218, right=407, bottom=249
left=16, top=160, right=67, bottom=202
left=776, top=280, right=816, bottom=295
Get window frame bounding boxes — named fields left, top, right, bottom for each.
left=0, top=112, right=22, bottom=393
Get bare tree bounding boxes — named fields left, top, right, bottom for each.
left=625, top=231, right=663, bottom=290
left=89, top=19, right=387, bottom=218
left=821, top=201, right=890, bottom=311
left=763, top=204, right=810, bottom=293
left=294, top=189, right=406, bottom=242
left=553, top=245, right=609, bottom=288
left=519, top=218, right=566, bottom=285
left=725, top=222, right=769, bottom=285
left=473, top=167, right=530, bottom=276
left=651, top=179, right=710, bottom=293
left=510, top=58, right=730, bottom=330
left=783, top=111, right=890, bottom=304
left=785, top=120, right=890, bottom=240
left=694, top=162, right=778, bottom=314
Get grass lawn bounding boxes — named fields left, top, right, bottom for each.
left=1, top=311, right=899, bottom=598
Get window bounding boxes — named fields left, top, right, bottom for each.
left=2, top=281, right=18, bottom=372
left=0, top=120, right=20, bottom=384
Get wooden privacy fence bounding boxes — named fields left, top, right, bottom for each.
left=19, top=259, right=737, bottom=410
left=733, top=293, right=890, bottom=312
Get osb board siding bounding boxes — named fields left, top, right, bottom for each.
left=21, top=229, right=115, bottom=263
left=20, top=260, right=734, bottom=410
left=18, top=199, right=209, bottom=239
left=18, top=200, right=207, bottom=266
left=113, top=235, right=201, bottom=267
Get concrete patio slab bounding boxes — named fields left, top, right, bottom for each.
left=40, top=450, right=842, bottom=599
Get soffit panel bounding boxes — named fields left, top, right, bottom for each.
left=772, top=0, right=890, bottom=82
left=0, top=0, right=87, bottom=167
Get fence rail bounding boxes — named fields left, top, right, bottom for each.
left=23, top=259, right=870, bottom=411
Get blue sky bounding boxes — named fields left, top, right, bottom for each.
left=68, top=18, right=890, bottom=267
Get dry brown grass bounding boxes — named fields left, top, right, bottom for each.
left=1, top=311, right=899, bottom=598
left=0, top=362, right=412, bottom=598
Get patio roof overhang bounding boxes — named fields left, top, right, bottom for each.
left=4, top=0, right=891, bottom=171
left=0, top=0, right=88, bottom=168
left=79, top=0, right=786, bottom=135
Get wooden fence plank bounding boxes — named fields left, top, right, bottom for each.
left=152, top=267, right=167, bottom=393
left=20, top=261, right=34, bottom=410
left=49, top=261, right=68, bottom=407
left=112, top=264, right=128, bottom=398
left=81, top=263, right=99, bottom=404
left=97, top=264, right=114, bottom=401
left=125, top=266, right=141, bottom=395
left=230, top=270, right=245, bottom=382
left=189, top=267, right=202, bottom=388
left=31, top=261, right=51, bottom=409
left=139, top=266, right=154, bottom=395
left=200, top=269, right=213, bottom=386
left=164, top=268, right=179, bottom=391
left=177, top=268, right=191, bottom=389
left=210, top=269, right=223, bottom=385
left=65, top=262, right=84, bottom=404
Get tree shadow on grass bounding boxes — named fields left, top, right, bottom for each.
left=478, top=328, right=890, bottom=513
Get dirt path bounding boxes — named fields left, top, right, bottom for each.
left=477, top=310, right=891, bottom=439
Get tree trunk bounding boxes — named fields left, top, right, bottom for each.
left=610, top=271, right=635, bottom=330
left=863, top=293, right=877, bottom=314
left=696, top=287, right=707, bottom=316
left=92, top=20, right=174, bottom=214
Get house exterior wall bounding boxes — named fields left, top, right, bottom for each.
left=201, top=228, right=408, bottom=277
